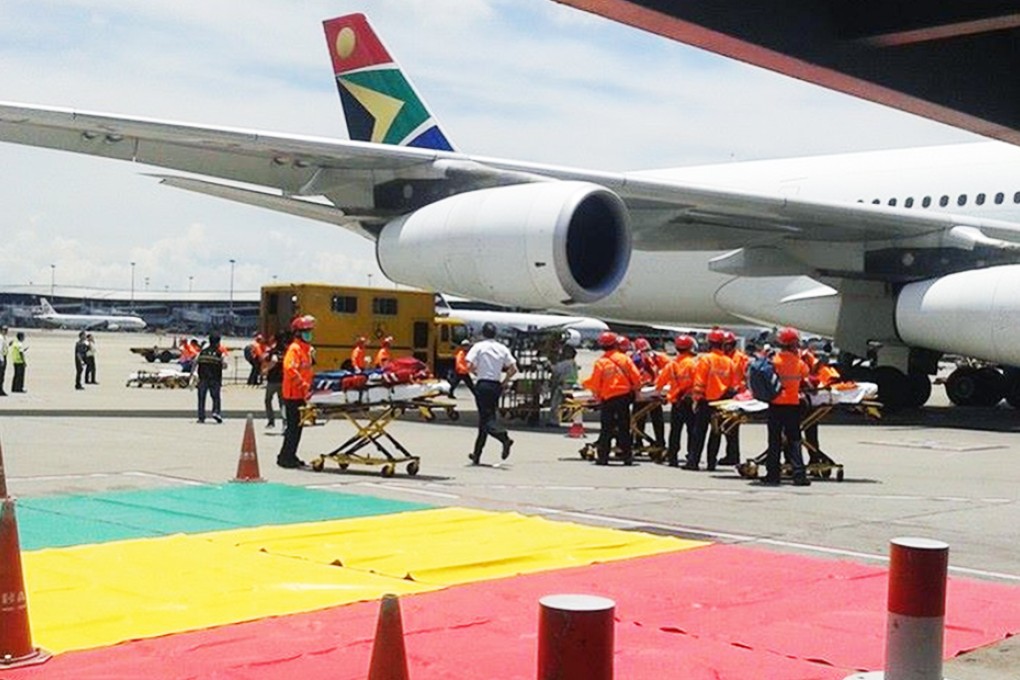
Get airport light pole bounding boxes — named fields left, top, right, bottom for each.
left=367, top=273, right=373, bottom=288
left=49, top=264, right=55, bottom=297
left=188, top=275, right=193, bottom=293
left=229, top=259, right=236, bottom=317
left=130, top=261, right=136, bottom=311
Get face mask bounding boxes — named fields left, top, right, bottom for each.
left=301, top=331, right=313, bottom=342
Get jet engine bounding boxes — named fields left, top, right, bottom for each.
left=376, top=182, right=631, bottom=308
left=896, top=264, right=1020, bottom=366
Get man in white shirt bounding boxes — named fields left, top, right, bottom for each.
left=465, top=322, right=517, bottom=464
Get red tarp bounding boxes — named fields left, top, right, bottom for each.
left=11, top=545, right=1020, bottom=679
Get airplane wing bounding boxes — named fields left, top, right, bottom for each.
left=3, top=101, right=1020, bottom=284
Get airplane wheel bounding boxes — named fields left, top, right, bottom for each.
left=945, top=367, right=979, bottom=406
left=1007, top=379, right=1020, bottom=409
left=873, top=366, right=909, bottom=411
left=906, top=371, right=932, bottom=408
left=974, top=367, right=1006, bottom=406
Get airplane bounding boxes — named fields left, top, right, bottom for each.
left=34, top=298, right=147, bottom=331
left=435, top=294, right=609, bottom=345
left=2, top=13, right=1020, bottom=409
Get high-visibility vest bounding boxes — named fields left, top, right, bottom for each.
left=655, top=353, right=697, bottom=403
left=772, top=350, right=809, bottom=405
left=282, top=339, right=314, bottom=400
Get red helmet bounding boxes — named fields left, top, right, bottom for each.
left=617, top=336, right=632, bottom=352
left=674, top=334, right=695, bottom=351
left=597, top=331, right=618, bottom=349
left=776, top=327, right=801, bottom=347
left=635, top=337, right=651, bottom=351
left=707, top=327, right=726, bottom=344
left=291, top=315, right=316, bottom=331
left=722, top=330, right=737, bottom=345
left=381, top=335, right=393, bottom=346
left=355, top=336, right=367, bottom=345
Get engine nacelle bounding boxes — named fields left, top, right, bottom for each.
left=896, top=264, right=1020, bottom=365
left=376, top=182, right=631, bottom=308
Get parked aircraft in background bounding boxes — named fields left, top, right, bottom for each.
left=34, top=298, right=147, bottom=331
left=4, top=13, right=1020, bottom=409
left=436, top=294, right=609, bottom=345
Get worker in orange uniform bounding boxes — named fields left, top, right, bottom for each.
left=803, top=351, right=841, bottom=459
left=350, top=336, right=370, bottom=372
left=448, top=339, right=475, bottom=397
left=374, top=336, right=393, bottom=369
left=632, top=337, right=667, bottom=451
left=764, top=327, right=812, bottom=486
left=277, top=315, right=316, bottom=469
left=686, top=328, right=737, bottom=471
left=584, top=331, right=642, bottom=466
left=655, top=335, right=698, bottom=467
left=717, top=330, right=749, bottom=466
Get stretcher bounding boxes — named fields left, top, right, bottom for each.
left=711, top=382, right=881, bottom=482
left=302, top=380, right=451, bottom=477
left=125, top=369, right=194, bottom=389
left=563, top=387, right=667, bottom=462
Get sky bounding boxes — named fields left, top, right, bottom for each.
left=0, top=0, right=980, bottom=298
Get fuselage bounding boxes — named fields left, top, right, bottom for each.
left=36, top=312, right=147, bottom=330
left=583, top=142, right=1020, bottom=329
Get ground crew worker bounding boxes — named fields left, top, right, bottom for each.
left=584, top=331, right=642, bottom=466
left=0, top=325, right=8, bottom=396
left=194, top=333, right=226, bottom=424
left=655, top=335, right=698, bottom=466
left=448, top=339, right=475, bottom=397
left=74, top=331, right=88, bottom=390
left=350, top=336, right=370, bottom=372
left=262, top=331, right=288, bottom=429
left=465, top=322, right=517, bottom=464
left=245, top=333, right=267, bottom=386
left=632, top=337, right=667, bottom=450
left=179, top=338, right=200, bottom=373
left=278, top=315, right=316, bottom=469
left=374, top=336, right=393, bottom=369
left=686, top=328, right=736, bottom=471
left=763, top=326, right=812, bottom=486
left=803, top=352, right=841, bottom=458
left=9, top=332, right=27, bottom=393
left=717, top=330, right=748, bottom=466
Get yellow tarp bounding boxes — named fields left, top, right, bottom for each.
left=24, top=508, right=706, bottom=653
left=212, top=507, right=705, bottom=585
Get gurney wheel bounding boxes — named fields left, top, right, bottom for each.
left=737, top=461, right=758, bottom=479
left=579, top=445, right=595, bottom=461
left=406, top=460, right=420, bottom=476
left=337, top=463, right=348, bottom=471
left=381, top=464, right=396, bottom=478
left=836, top=467, right=844, bottom=482
left=447, top=408, right=459, bottom=421
left=310, top=457, right=324, bottom=472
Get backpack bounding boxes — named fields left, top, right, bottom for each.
left=747, top=355, right=783, bottom=402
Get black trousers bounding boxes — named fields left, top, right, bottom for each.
left=0, top=361, right=6, bottom=393
left=667, top=398, right=694, bottom=465
left=687, top=401, right=712, bottom=466
left=75, top=358, right=85, bottom=388
left=449, top=371, right=475, bottom=397
left=596, top=394, right=633, bottom=464
left=278, top=398, right=306, bottom=464
left=766, top=404, right=806, bottom=481
left=12, top=363, right=25, bottom=392
left=636, top=403, right=665, bottom=448
left=473, top=380, right=509, bottom=459
left=85, top=357, right=96, bottom=384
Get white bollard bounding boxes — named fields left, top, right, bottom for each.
left=844, top=537, right=953, bottom=680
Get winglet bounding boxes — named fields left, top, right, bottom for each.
left=323, top=14, right=455, bottom=151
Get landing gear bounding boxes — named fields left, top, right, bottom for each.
left=852, top=366, right=931, bottom=410
left=945, top=366, right=1005, bottom=407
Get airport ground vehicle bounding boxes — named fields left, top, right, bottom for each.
left=259, top=284, right=467, bottom=375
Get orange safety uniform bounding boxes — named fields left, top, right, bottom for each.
left=772, top=350, right=810, bottom=405
left=655, top=354, right=697, bottom=403
left=454, top=348, right=470, bottom=375
left=282, top=338, right=315, bottom=401
left=636, top=350, right=669, bottom=384
left=729, top=349, right=750, bottom=391
left=693, top=349, right=736, bottom=401
left=373, top=346, right=391, bottom=368
left=351, top=345, right=369, bottom=371
left=814, top=363, right=841, bottom=388
left=584, top=349, right=641, bottom=401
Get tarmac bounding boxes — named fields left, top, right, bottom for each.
left=1, top=328, right=1019, bottom=677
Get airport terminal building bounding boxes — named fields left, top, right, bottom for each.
left=0, top=285, right=261, bottom=335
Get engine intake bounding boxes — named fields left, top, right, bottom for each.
left=376, top=182, right=631, bottom=308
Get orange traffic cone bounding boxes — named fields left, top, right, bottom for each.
left=232, top=414, right=265, bottom=483
left=368, top=593, right=410, bottom=680
left=0, top=498, right=50, bottom=669
left=566, top=409, right=586, bottom=439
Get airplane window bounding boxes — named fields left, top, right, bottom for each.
left=995, top=192, right=1005, bottom=204
left=976, top=193, right=986, bottom=205
left=905, top=197, right=914, bottom=208
left=957, top=194, right=967, bottom=206
left=888, top=198, right=897, bottom=206
left=1014, top=191, right=1020, bottom=203
left=871, top=199, right=880, bottom=205
left=922, top=196, right=932, bottom=208
left=939, top=195, right=949, bottom=207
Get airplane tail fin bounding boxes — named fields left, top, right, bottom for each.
left=39, top=298, right=56, bottom=315
left=323, top=14, right=455, bottom=151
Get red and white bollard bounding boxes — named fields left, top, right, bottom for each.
left=537, top=594, right=614, bottom=680
left=845, top=537, right=953, bottom=680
